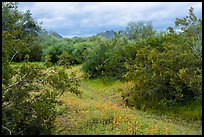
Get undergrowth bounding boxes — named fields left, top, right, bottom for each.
left=54, top=72, right=202, bottom=135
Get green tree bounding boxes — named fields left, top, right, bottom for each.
left=123, top=7, right=202, bottom=114
left=2, top=2, right=81, bottom=135
left=82, top=40, right=108, bottom=78
left=57, top=51, right=73, bottom=68
left=2, top=2, right=42, bottom=62
left=126, top=21, right=155, bottom=40
left=168, top=7, right=202, bottom=58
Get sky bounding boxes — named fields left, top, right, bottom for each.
left=18, top=2, right=202, bottom=38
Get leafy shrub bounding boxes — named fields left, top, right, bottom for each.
left=123, top=42, right=202, bottom=111
left=122, top=7, right=202, bottom=116
left=2, top=2, right=81, bottom=135
left=82, top=34, right=138, bottom=79
left=2, top=62, right=81, bottom=135
left=82, top=41, right=108, bottom=78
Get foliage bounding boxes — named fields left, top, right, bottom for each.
left=126, top=21, right=155, bottom=40
left=82, top=31, right=148, bottom=79
left=2, top=2, right=29, bottom=85
left=2, top=2, right=81, bottom=135
left=168, top=7, right=202, bottom=58
left=35, top=33, right=96, bottom=65
left=124, top=43, right=201, bottom=105
left=2, top=62, right=81, bottom=135
left=82, top=37, right=110, bottom=78
left=57, top=51, right=72, bottom=68
left=2, top=3, right=201, bottom=135
left=122, top=7, right=202, bottom=115
left=2, top=2, right=42, bottom=62
left=42, top=37, right=64, bottom=63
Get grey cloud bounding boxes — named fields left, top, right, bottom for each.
left=18, top=2, right=202, bottom=37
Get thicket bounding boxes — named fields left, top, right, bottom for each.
left=82, top=7, right=202, bottom=118
left=39, top=35, right=92, bottom=64
left=8, top=26, right=97, bottom=66
left=82, top=25, right=154, bottom=79
left=123, top=7, right=202, bottom=118
left=2, top=2, right=81, bottom=135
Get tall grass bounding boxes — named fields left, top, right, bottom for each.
left=54, top=74, right=201, bottom=135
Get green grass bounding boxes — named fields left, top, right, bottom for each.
left=10, top=61, right=44, bottom=66
left=54, top=64, right=202, bottom=135
left=10, top=63, right=202, bottom=135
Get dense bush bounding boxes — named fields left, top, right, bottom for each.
left=82, top=7, right=202, bottom=117
left=2, top=2, right=81, bottom=135
left=82, top=37, right=109, bottom=78
left=122, top=7, right=202, bottom=113
left=38, top=34, right=96, bottom=65
left=42, top=37, right=64, bottom=63
left=82, top=32, right=149, bottom=79
left=82, top=34, right=132, bottom=79
left=82, top=20, right=158, bottom=79
left=123, top=43, right=201, bottom=107
left=2, top=62, right=81, bottom=135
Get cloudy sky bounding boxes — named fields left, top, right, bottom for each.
left=18, top=2, right=202, bottom=38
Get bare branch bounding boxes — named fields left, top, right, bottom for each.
left=2, top=101, right=14, bottom=110
left=3, top=72, right=30, bottom=91
left=58, top=58, right=64, bottom=66
left=16, top=128, right=26, bottom=135
left=10, top=52, right=18, bottom=62
left=3, top=79, right=28, bottom=91
left=2, top=125, right=12, bottom=135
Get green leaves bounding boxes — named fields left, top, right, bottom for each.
left=57, top=51, right=72, bottom=68
left=126, top=21, right=155, bottom=40
left=173, top=7, right=202, bottom=58
left=2, top=2, right=82, bottom=135
left=124, top=41, right=201, bottom=109
left=2, top=2, right=42, bottom=63
left=2, top=62, right=82, bottom=135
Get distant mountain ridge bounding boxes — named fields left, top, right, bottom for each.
left=52, top=30, right=127, bottom=39
left=49, top=31, right=63, bottom=39
left=96, top=29, right=126, bottom=39
left=96, top=30, right=115, bottom=39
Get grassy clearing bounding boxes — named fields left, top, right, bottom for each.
left=9, top=63, right=201, bottom=135
left=54, top=65, right=202, bottom=135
